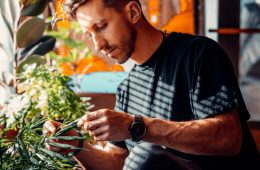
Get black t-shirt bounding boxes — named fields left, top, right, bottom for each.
left=114, top=32, right=259, bottom=169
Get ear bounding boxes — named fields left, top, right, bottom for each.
left=124, top=1, right=142, bottom=24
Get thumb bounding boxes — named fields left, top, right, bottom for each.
left=43, top=120, right=62, bottom=133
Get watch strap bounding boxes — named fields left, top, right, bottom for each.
left=134, top=114, right=143, bottom=122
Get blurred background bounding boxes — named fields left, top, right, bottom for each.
left=0, top=0, right=260, bottom=149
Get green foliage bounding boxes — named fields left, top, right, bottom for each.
left=47, top=27, right=85, bottom=50
left=0, top=113, right=91, bottom=170
left=47, top=23, right=92, bottom=66
left=1, top=1, right=94, bottom=168
left=16, top=17, right=46, bottom=48
left=0, top=64, right=93, bottom=169
left=17, top=64, right=89, bottom=121
left=17, top=55, right=46, bottom=74
left=21, top=0, right=52, bottom=16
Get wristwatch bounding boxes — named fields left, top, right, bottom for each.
left=129, top=114, right=146, bottom=142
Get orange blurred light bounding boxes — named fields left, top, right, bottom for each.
left=161, top=0, right=194, bottom=34
left=148, top=0, right=160, bottom=27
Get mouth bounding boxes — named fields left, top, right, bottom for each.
left=106, top=48, right=116, bottom=57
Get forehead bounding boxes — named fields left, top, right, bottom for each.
left=76, top=0, right=116, bottom=29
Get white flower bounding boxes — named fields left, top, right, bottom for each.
left=0, top=94, right=31, bottom=127
left=29, top=89, right=37, bottom=97
left=35, top=91, right=48, bottom=109
left=23, top=63, right=37, bottom=74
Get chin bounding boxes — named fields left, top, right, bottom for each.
left=118, top=58, right=130, bottom=64
left=115, top=59, right=125, bottom=64
left=112, top=56, right=129, bottom=64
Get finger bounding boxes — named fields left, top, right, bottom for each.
left=43, top=129, right=51, bottom=136
left=43, top=121, right=57, bottom=133
left=89, top=125, right=109, bottom=136
left=83, top=119, right=104, bottom=131
left=77, top=111, right=105, bottom=129
left=43, top=120, right=61, bottom=129
left=95, top=132, right=109, bottom=141
left=49, top=120, right=62, bottom=127
left=77, top=111, right=101, bottom=128
left=88, top=111, right=104, bottom=121
left=77, top=116, right=86, bottom=128
left=46, top=143, right=62, bottom=152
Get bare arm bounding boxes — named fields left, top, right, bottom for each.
left=77, top=109, right=242, bottom=159
left=143, top=109, right=242, bottom=156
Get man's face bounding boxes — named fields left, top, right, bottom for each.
left=76, top=0, right=137, bottom=64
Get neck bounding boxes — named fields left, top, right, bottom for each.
left=131, top=21, right=164, bottom=65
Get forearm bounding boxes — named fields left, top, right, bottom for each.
left=143, top=111, right=242, bottom=156
left=74, top=142, right=128, bottom=170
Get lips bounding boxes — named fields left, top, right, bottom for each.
left=106, top=48, right=116, bottom=57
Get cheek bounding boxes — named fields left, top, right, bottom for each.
left=117, top=28, right=134, bottom=48
left=107, top=19, right=132, bottom=43
left=103, top=28, right=118, bottom=45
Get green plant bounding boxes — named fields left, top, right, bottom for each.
left=0, top=112, right=91, bottom=169
left=0, top=64, right=93, bottom=169
left=0, top=2, right=94, bottom=168
left=17, top=64, right=92, bottom=121
left=0, top=0, right=56, bottom=104
left=47, top=21, right=93, bottom=90
left=48, top=25, right=91, bottom=69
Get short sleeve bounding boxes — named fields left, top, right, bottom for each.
left=190, top=38, right=249, bottom=120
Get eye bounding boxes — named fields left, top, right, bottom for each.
left=96, top=23, right=107, bottom=32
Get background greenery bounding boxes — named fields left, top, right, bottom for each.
left=0, top=0, right=94, bottom=169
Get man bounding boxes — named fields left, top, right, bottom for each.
left=44, top=0, right=260, bottom=169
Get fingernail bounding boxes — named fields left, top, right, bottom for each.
left=46, top=123, right=55, bottom=133
left=77, top=120, right=82, bottom=127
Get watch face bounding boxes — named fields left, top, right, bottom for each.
left=131, top=122, right=146, bottom=141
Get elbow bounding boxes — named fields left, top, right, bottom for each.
left=221, top=110, right=243, bottom=155
left=230, top=132, right=242, bottom=155
left=224, top=128, right=242, bottom=155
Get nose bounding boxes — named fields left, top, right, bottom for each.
left=92, top=33, right=106, bottom=52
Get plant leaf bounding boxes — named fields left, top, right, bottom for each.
left=50, top=136, right=85, bottom=141
left=40, top=148, right=74, bottom=163
left=48, top=142, right=85, bottom=151
left=16, top=17, right=45, bottom=48
left=21, top=0, right=51, bottom=16
left=17, top=54, right=46, bottom=74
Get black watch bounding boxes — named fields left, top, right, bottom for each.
left=129, top=114, right=146, bottom=142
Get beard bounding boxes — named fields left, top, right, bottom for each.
left=124, top=26, right=137, bottom=63
left=113, top=22, right=137, bottom=64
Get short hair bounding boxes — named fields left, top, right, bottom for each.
left=64, top=0, right=141, bottom=20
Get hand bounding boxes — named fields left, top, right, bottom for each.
left=43, top=120, right=81, bottom=155
left=77, top=109, right=134, bottom=141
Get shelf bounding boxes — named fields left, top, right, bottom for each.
left=209, top=28, right=260, bottom=34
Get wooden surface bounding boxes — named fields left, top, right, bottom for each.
left=209, top=28, right=260, bottom=34
left=77, top=93, right=116, bottom=111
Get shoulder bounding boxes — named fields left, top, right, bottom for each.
left=166, top=32, right=221, bottom=49
left=164, top=32, right=224, bottom=58
left=164, top=32, right=226, bottom=65
left=172, top=33, right=228, bottom=63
